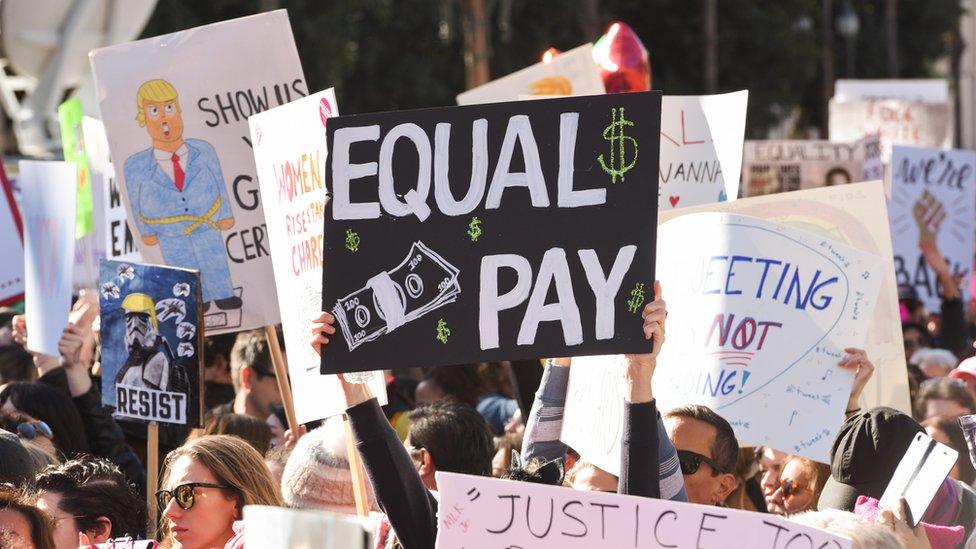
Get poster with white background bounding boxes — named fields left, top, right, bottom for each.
left=887, top=145, right=976, bottom=312
left=249, top=88, right=385, bottom=423
left=659, top=91, right=748, bottom=210
left=456, top=44, right=605, bottom=105
left=91, top=10, right=306, bottom=333
left=83, top=116, right=141, bottom=262
left=20, top=161, right=77, bottom=356
left=829, top=99, right=951, bottom=162
left=652, top=213, right=884, bottom=461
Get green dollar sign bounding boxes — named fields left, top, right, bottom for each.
left=436, top=319, right=451, bottom=344
left=597, top=107, right=639, bottom=184
left=468, top=216, right=482, bottom=242
left=345, top=229, right=360, bottom=252
left=627, top=282, right=645, bottom=314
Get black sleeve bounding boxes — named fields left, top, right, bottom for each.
left=72, top=383, right=148, bottom=495
left=940, top=297, right=968, bottom=359
left=37, top=366, right=70, bottom=394
left=346, top=398, right=437, bottom=549
left=618, top=399, right=660, bottom=499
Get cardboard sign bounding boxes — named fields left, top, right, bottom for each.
left=249, top=88, right=386, bottom=423
left=878, top=432, right=957, bottom=526
left=658, top=182, right=911, bottom=416
left=835, top=79, right=949, bottom=103
left=321, top=92, right=661, bottom=373
left=653, top=213, right=884, bottom=460
left=99, top=259, right=204, bottom=426
left=829, top=99, right=951, bottom=162
left=83, top=117, right=141, bottom=262
left=21, top=161, right=78, bottom=356
left=57, top=98, right=95, bottom=237
left=435, top=471, right=852, bottom=549
left=741, top=140, right=865, bottom=197
left=0, top=160, right=24, bottom=305
left=659, top=91, right=748, bottom=210
left=888, top=145, right=976, bottom=312
left=456, top=44, right=605, bottom=105
left=243, top=505, right=372, bottom=548
left=90, top=10, right=306, bottom=333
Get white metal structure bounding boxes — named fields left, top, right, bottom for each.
left=0, top=0, right=156, bottom=156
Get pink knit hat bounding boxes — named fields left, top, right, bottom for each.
left=280, top=418, right=371, bottom=514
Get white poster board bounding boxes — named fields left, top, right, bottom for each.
left=456, top=44, right=605, bottom=105
left=243, top=505, right=371, bottom=549
left=0, top=161, right=24, bottom=305
left=82, top=116, right=141, bottom=262
left=659, top=91, right=748, bottom=210
left=656, top=182, right=911, bottom=417
left=888, top=145, right=976, bottom=312
left=90, top=10, right=306, bottom=333
left=653, top=213, right=884, bottom=460
left=829, top=99, right=952, bottom=162
left=20, top=161, right=78, bottom=356
left=435, top=472, right=852, bottom=549
left=835, top=79, right=949, bottom=103
left=249, top=88, right=386, bottom=423
left=741, top=140, right=865, bottom=197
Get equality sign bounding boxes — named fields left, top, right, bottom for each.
left=321, top=92, right=661, bottom=374
left=20, top=161, right=77, bottom=356
left=0, top=160, right=24, bottom=305
left=888, top=145, right=976, bottom=312
left=90, top=10, right=306, bottom=333
left=435, top=472, right=852, bottom=549
left=741, top=140, right=866, bottom=197
left=829, top=99, right=951, bottom=162
left=652, top=213, right=884, bottom=461
left=83, top=117, right=141, bottom=262
left=659, top=91, right=748, bottom=210
left=658, top=181, right=911, bottom=416
left=57, top=98, right=95, bottom=237
left=99, top=259, right=204, bottom=426
left=249, top=88, right=386, bottom=423
left=456, top=44, right=605, bottom=105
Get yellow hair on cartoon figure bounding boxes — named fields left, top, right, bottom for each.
left=135, top=79, right=180, bottom=127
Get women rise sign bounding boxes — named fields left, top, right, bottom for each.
left=653, top=213, right=884, bottom=461
left=321, top=93, right=661, bottom=373
left=250, top=89, right=387, bottom=422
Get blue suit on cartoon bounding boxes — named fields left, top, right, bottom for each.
left=123, top=138, right=235, bottom=304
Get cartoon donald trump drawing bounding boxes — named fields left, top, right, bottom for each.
left=123, top=79, right=241, bottom=312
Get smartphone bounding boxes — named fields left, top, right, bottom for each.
left=878, top=432, right=958, bottom=527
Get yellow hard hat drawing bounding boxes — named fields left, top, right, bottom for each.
left=121, top=293, right=158, bottom=328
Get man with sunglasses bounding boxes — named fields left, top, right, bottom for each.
left=209, top=329, right=282, bottom=421
left=664, top=404, right=739, bottom=506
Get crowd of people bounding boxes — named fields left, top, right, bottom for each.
left=0, top=271, right=974, bottom=549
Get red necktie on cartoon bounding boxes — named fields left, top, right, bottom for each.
left=171, top=153, right=185, bottom=191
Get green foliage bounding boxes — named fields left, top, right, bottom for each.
left=141, top=0, right=962, bottom=136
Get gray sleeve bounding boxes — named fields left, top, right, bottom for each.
left=520, top=363, right=571, bottom=462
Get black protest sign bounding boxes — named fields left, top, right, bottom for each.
left=322, top=92, right=661, bottom=374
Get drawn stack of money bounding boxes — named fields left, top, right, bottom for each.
left=333, top=242, right=461, bottom=351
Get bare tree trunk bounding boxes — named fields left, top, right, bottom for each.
left=950, top=18, right=963, bottom=147
left=703, top=0, right=718, bottom=93
left=461, top=0, right=490, bottom=89
left=577, top=0, right=601, bottom=41
left=822, top=0, right=835, bottom=137
left=886, top=0, right=899, bottom=77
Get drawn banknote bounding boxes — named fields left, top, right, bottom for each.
left=333, top=242, right=461, bottom=351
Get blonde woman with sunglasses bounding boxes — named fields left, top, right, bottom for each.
left=157, top=435, right=282, bottom=548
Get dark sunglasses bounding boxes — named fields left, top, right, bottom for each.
left=155, top=482, right=234, bottom=511
left=677, top=450, right=727, bottom=475
left=17, top=421, right=53, bottom=440
left=780, top=478, right=809, bottom=499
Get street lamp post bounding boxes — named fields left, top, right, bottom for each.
left=837, top=0, right=860, bottom=77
